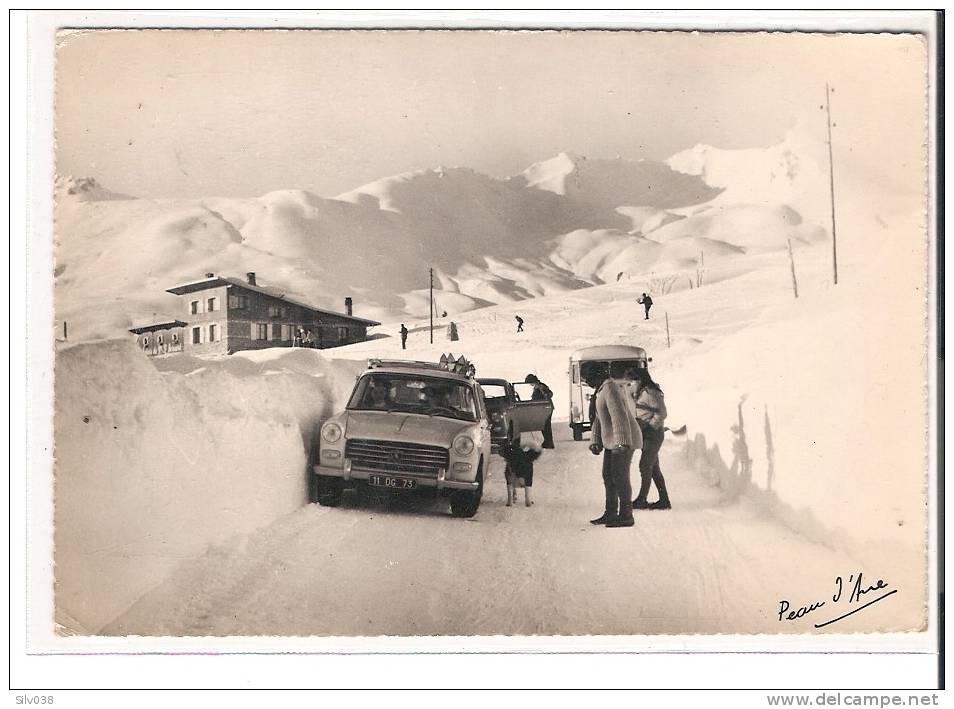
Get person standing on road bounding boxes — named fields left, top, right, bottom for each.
left=400, top=324, right=409, bottom=350
left=585, top=364, right=642, bottom=528
left=515, top=315, right=525, bottom=333
left=525, top=373, right=555, bottom=449
left=637, top=293, right=653, bottom=320
left=625, top=366, right=671, bottom=510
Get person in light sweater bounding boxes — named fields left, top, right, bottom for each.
left=584, top=365, right=642, bottom=528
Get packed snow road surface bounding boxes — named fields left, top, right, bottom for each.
left=104, top=428, right=922, bottom=637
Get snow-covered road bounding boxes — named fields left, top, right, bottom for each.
left=103, top=426, right=923, bottom=637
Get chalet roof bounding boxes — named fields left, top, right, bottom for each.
left=128, top=320, right=187, bottom=335
left=165, top=276, right=381, bottom=326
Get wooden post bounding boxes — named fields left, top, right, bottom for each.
left=665, top=311, right=671, bottom=348
left=826, top=83, right=839, bottom=285
left=429, top=268, right=434, bottom=344
left=787, top=238, right=799, bottom=299
left=63, top=321, right=67, bottom=341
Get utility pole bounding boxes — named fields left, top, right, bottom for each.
left=429, top=267, right=434, bottom=344
left=665, top=311, right=671, bottom=348
left=787, top=238, right=799, bottom=299
left=825, top=83, right=839, bottom=285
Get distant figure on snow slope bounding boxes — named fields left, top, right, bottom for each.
left=515, top=315, right=524, bottom=333
left=400, top=324, right=409, bottom=350
left=638, top=293, right=653, bottom=320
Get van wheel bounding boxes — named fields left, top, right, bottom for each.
left=313, top=475, right=343, bottom=507
left=572, top=425, right=584, bottom=441
left=450, top=464, right=483, bottom=518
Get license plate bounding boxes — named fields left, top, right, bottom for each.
left=368, top=474, right=417, bottom=489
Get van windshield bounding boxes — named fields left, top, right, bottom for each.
left=348, top=373, right=478, bottom=422
left=609, top=360, right=645, bottom=378
left=579, top=359, right=646, bottom=381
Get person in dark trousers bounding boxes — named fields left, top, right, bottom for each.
left=515, top=315, right=524, bottom=332
left=585, top=365, right=642, bottom=528
left=637, top=293, right=653, bottom=319
left=525, top=373, right=555, bottom=449
left=400, top=324, right=408, bottom=350
left=625, top=366, right=671, bottom=510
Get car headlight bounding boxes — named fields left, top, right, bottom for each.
left=322, top=422, right=343, bottom=443
left=453, top=435, right=475, bottom=456
left=491, top=411, right=503, bottom=421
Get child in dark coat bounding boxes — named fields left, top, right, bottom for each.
left=500, top=441, right=542, bottom=507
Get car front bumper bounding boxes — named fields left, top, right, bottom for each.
left=313, top=460, right=480, bottom=491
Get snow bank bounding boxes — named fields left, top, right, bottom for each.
left=665, top=250, right=927, bottom=552
left=53, top=340, right=362, bottom=632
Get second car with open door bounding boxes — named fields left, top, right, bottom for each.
left=478, top=378, right=554, bottom=452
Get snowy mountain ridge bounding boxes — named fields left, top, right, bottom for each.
left=55, top=136, right=830, bottom=343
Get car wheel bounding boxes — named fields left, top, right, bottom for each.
left=572, top=424, right=584, bottom=441
left=450, top=463, right=483, bottom=518
left=313, top=474, right=343, bottom=507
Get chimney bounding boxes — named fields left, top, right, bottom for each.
left=246, top=272, right=257, bottom=286
left=205, top=272, right=215, bottom=278
left=345, top=297, right=353, bottom=316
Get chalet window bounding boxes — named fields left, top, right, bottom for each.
left=251, top=323, right=268, bottom=341
left=190, top=300, right=199, bottom=315
left=270, top=323, right=282, bottom=341
left=229, top=295, right=249, bottom=310
left=267, top=304, right=286, bottom=318
left=192, top=327, right=201, bottom=344
left=337, top=326, right=349, bottom=341
left=209, top=324, right=217, bottom=341
left=282, top=324, right=293, bottom=341
left=142, top=336, right=149, bottom=349
left=172, top=333, right=179, bottom=344
left=207, top=297, right=216, bottom=312
left=157, top=334, right=163, bottom=345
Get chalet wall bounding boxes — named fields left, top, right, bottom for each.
left=159, top=281, right=373, bottom=356
left=135, top=328, right=185, bottom=357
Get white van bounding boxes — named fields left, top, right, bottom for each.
left=568, top=345, right=650, bottom=441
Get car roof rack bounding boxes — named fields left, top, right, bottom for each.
left=367, top=354, right=476, bottom=378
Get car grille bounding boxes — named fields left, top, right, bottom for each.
left=346, top=439, right=450, bottom=476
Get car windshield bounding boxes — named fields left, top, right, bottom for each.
left=348, top=373, right=478, bottom=421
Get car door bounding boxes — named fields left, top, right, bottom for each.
left=511, top=382, right=552, bottom=432
left=472, top=383, right=493, bottom=461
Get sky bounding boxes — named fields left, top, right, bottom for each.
left=54, top=29, right=927, bottom=199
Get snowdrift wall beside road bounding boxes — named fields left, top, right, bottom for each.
left=667, top=271, right=926, bottom=553
left=53, top=340, right=361, bottom=632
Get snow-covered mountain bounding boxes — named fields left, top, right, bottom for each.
left=54, top=138, right=830, bottom=342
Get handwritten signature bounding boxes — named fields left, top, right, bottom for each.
left=777, top=572, right=898, bottom=629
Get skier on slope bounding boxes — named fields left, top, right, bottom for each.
left=515, top=315, right=525, bottom=333
left=637, top=293, right=654, bottom=320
